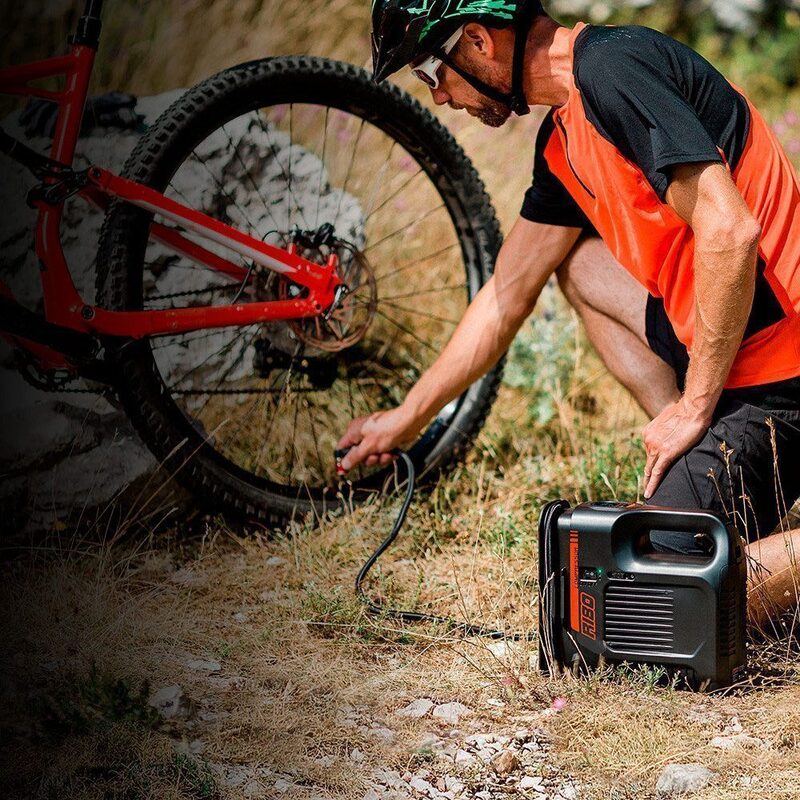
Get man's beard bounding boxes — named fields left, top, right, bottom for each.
left=475, top=98, right=511, bottom=128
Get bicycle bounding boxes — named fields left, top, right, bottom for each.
left=0, top=0, right=505, bottom=526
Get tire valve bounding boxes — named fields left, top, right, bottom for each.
left=334, top=447, right=352, bottom=476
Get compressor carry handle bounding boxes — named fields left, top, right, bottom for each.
left=622, top=506, right=739, bottom=573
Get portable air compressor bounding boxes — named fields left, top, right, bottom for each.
left=538, top=500, right=747, bottom=688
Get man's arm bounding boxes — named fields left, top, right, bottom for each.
left=643, top=161, right=762, bottom=497
left=337, top=218, right=582, bottom=470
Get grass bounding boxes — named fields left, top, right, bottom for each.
left=2, top=3, right=800, bottom=798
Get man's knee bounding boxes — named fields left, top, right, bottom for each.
left=555, top=237, right=589, bottom=310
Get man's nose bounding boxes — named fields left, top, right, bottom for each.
left=430, top=86, right=450, bottom=106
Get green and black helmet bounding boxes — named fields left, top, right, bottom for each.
left=371, top=0, right=544, bottom=115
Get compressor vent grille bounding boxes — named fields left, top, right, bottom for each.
left=605, top=584, right=675, bottom=653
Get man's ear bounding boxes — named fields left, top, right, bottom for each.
left=462, top=23, right=496, bottom=60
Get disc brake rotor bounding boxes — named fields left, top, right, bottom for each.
left=278, top=238, right=377, bottom=353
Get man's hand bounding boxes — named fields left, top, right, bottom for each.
left=642, top=397, right=711, bottom=499
left=336, top=406, right=420, bottom=471
left=336, top=219, right=583, bottom=474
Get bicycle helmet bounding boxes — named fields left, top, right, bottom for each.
left=371, top=0, right=544, bottom=116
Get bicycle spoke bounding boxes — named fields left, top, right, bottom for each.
left=371, top=306, right=439, bottom=355
left=372, top=298, right=461, bottom=326
left=288, top=104, right=295, bottom=231
left=303, top=398, right=326, bottom=484
left=380, top=282, right=464, bottom=302
left=190, top=328, right=262, bottom=418
left=314, top=107, right=330, bottom=230
left=363, top=203, right=446, bottom=253
left=254, top=107, right=311, bottom=230
left=363, top=166, right=425, bottom=224
left=334, top=118, right=366, bottom=230
left=362, top=139, right=398, bottom=223
left=287, top=392, right=301, bottom=484
left=164, top=324, right=257, bottom=393
left=189, top=149, right=263, bottom=235
left=222, top=120, right=284, bottom=236
left=375, top=243, right=459, bottom=285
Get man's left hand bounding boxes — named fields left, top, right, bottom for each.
left=642, top=398, right=711, bottom=499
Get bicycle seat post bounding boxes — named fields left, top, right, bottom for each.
left=73, top=0, right=103, bottom=49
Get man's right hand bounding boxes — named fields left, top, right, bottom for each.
left=336, top=406, right=421, bottom=471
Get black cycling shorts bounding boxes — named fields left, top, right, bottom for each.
left=643, top=295, right=800, bottom=553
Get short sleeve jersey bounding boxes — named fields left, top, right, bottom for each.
left=521, top=25, right=749, bottom=227
left=518, top=23, right=800, bottom=388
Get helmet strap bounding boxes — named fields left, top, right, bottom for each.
left=434, top=5, right=536, bottom=117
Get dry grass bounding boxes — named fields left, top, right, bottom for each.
left=2, top=3, right=800, bottom=799
left=2, top=379, right=799, bottom=798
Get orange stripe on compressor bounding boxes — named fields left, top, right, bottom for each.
left=569, top=530, right=579, bottom=632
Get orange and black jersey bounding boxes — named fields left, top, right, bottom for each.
left=521, top=23, right=800, bottom=389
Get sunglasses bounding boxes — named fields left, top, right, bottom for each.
left=410, top=26, right=464, bottom=90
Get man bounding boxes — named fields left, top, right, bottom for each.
left=338, top=0, right=800, bottom=628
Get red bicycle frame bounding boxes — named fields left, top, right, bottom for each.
left=0, top=0, right=344, bottom=350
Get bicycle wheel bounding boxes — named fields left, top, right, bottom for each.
left=96, top=57, right=504, bottom=526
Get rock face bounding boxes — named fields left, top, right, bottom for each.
left=0, top=89, right=362, bottom=534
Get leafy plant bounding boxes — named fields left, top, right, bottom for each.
left=33, top=664, right=160, bottom=745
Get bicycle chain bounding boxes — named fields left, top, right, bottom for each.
left=147, top=286, right=236, bottom=303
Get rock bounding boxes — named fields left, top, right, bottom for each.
left=558, top=782, right=580, bottom=799
left=723, top=716, right=744, bottom=734
left=187, top=658, right=222, bottom=672
left=266, top=556, right=287, bottom=567
left=206, top=675, right=245, bottom=690
left=0, top=88, right=363, bottom=535
left=369, top=726, right=396, bottom=744
left=444, top=777, right=465, bottom=794
left=243, top=780, right=265, bottom=797
left=432, top=702, right=472, bottom=725
left=417, top=732, right=441, bottom=749
left=454, top=749, right=474, bottom=766
left=363, top=790, right=382, bottom=800
left=465, top=733, right=496, bottom=747
left=656, top=764, right=717, bottom=796
left=170, top=568, right=206, bottom=587
left=408, top=775, right=436, bottom=795
left=0, top=401, right=101, bottom=472
left=686, top=706, right=723, bottom=727
left=216, top=764, right=253, bottom=786
left=148, top=685, right=192, bottom=720
left=233, top=611, right=249, bottom=623
left=519, top=776, right=544, bottom=790
left=273, top=777, right=293, bottom=792
left=491, top=750, right=520, bottom=776
left=486, top=640, right=511, bottom=657
left=710, top=734, right=764, bottom=750
left=173, top=738, right=206, bottom=756
left=397, top=698, right=434, bottom=718
left=350, top=748, right=365, bottom=764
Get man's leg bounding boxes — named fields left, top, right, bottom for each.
left=747, top=528, right=800, bottom=633
left=555, top=234, right=680, bottom=418
left=555, top=234, right=800, bottom=629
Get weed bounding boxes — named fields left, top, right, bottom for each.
left=172, top=754, right=221, bottom=800
left=32, top=664, right=160, bottom=745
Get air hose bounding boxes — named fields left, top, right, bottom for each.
left=338, top=448, right=535, bottom=641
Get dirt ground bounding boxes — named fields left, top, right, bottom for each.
left=2, top=379, right=799, bottom=800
